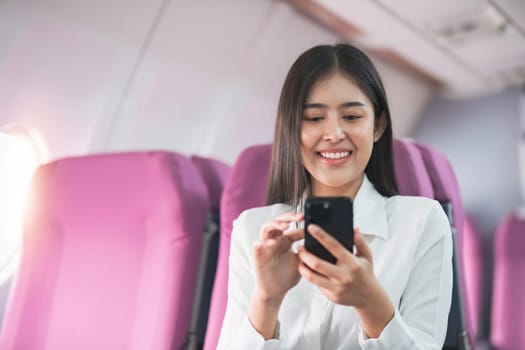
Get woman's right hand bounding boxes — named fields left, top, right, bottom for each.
left=253, top=212, right=304, bottom=302
left=248, top=212, right=304, bottom=339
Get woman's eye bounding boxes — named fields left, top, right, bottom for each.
left=304, top=116, right=324, bottom=122
left=343, top=115, right=360, bottom=121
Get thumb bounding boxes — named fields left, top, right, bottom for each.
left=353, top=227, right=373, bottom=262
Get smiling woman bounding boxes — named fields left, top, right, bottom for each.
left=0, top=126, right=48, bottom=284
left=217, top=44, right=453, bottom=350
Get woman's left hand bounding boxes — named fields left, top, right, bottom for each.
left=297, top=224, right=394, bottom=338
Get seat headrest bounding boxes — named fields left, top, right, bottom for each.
left=191, top=155, right=230, bottom=211
left=393, top=139, right=434, bottom=198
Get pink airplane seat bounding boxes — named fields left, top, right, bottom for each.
left=187, top=156, right=230, bottom=349
left=413, top=141, right=473, bottom=348
left=203, top=144, right=272, bottom=350
left=0, top=151, right=209, bottom=350
left=491, top=213, right=525, bottom=350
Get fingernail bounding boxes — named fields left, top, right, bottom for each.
left=309, top=224, right=320, bottom=235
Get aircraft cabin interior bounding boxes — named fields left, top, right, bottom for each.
left=0, top=0, right=524, bottom=349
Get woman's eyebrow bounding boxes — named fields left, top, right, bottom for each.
left=303, top=103, right=326, bottom=109
left=340, top=101, right=366, bottom=108
left=303, top=101, right=366, bottom=109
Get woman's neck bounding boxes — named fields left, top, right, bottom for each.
left=310, top=174, right=364, bottom=200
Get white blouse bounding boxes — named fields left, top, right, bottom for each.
left=217, top=176, right=453, bottom=349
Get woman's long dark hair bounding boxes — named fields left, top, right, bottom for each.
left=266, top=44, right=398, bottom=206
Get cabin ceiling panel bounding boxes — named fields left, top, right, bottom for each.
left=291, top=0, right=525, bottom=98
left=135, top=0, right=276, bottom=81
left=493, top=0, right=525, bottom=33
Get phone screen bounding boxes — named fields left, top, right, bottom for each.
left=304, top=197, right=354, bottom=263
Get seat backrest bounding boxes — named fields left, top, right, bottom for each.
left=191, top=155, right=231, bottom=212
left=412, top=142, right=473, bottom=347
left=188, top=155, right=230, bottom=348
left=0, top=152, right=209, bottom=350
left=393, top=139, right=434, bottom=198
left=203, top=144, right=272, bottom=350
left=491, top=213, right=525, bottom=350
left=413, top=142, right=465, bottom=244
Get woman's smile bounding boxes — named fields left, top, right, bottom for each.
left=316, top=149, right=353, bottom=164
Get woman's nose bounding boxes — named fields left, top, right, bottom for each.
left=323, top=118, right=345, bottom=142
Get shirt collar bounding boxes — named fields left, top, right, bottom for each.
left=353, top=175, right=390, bottom=240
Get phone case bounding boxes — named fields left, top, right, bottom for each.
left=304, top=196, right=354, bottom=264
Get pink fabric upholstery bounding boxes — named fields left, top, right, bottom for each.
left=203, top=144, right=272, bottom=350
left=413, top=142, right=464, bottom=246
left=491, top=214, right=525, bottom=350
left=191, top=156, right=231, bottom=211
left=393, top=139, right=434, bottom=198
left=0, top=152, right=209, bottom=350
left=462, top=216, right=483, bottom=338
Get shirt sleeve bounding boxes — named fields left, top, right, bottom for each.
left=358, top=201, right=453, bottom=350
left=216, top=211, right=284, bottom=350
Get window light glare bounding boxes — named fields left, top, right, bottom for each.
left=0, top=127, right=47, bottom=284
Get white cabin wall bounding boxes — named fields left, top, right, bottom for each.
left=101, top=0, right=437, bottom=163
left=96, top=0, right=338, bottom=162
left=373, top=61, right=435, bottom=138
left=0, top=0, right=165, bottom=160
left=0, top=0, right=437, bottom=165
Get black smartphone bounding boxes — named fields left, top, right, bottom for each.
left=304, top=197, right=354, bottom=264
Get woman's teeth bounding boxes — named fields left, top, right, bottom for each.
left=319, top=151, right=351, bottom=159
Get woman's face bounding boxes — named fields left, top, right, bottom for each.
left=300, top=71, right=384, bottom=198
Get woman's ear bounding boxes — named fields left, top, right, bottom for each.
left=374, top=112, right=387, bottom=142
